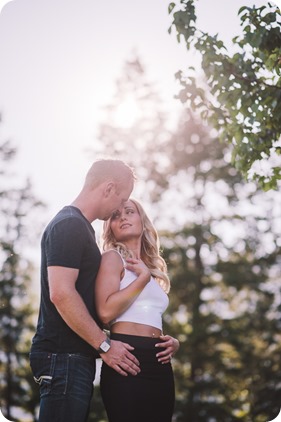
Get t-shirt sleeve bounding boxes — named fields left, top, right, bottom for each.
left=45, top=217, right=86, bottom=269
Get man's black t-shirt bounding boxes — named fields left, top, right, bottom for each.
left=31, top=205, right=102, bottom=357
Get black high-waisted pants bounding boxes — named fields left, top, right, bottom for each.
left=100, top=333, right=175, bottom=422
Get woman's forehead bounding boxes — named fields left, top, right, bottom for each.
left=123, top=200, right=136, bottom=209
left=112, top=200, right=137, bottom=216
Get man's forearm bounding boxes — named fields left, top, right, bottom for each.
left=54, top=290, right=105, bottom=350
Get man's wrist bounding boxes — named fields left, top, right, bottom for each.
left=97, top=336, right=111, bottom=353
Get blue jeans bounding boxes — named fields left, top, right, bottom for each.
left=29, top=352, right=96, bottom=422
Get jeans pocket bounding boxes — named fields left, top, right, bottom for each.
left=29, top=352, right=56, bottom=396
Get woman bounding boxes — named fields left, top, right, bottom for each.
left=95, top=198, right=179, bottom=422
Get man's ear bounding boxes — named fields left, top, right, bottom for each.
left=104, top=181, right=115, bottom=198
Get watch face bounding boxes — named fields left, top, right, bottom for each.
left=100, top=340, right=110, bottom=352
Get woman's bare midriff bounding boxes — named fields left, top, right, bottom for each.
left=111, top=322, right=162, bottom=338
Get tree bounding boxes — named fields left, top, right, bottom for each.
left=168, top=1, right=281, bottom=190
left=91, top=55, right=281, bottom=421
left=92, top=51, right=174, bottom=205
left=159, top=111, right=281, bottom=421
left=0, top=135, right=45, bottom=421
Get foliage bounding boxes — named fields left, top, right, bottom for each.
left=92, top=53, right=173, bottom=205
left=92, top=55, right=281, bottom=421
left=0, top=135, right=45, bottom=421
left=168, top=1, right=281, bottom=190
left=158, top=111, right=281, bottom=421
left=162, top=225, right=281, bottom=421
left=88, top=383, right=108, bottom=422
left=2, top=50, right=280, bottom=421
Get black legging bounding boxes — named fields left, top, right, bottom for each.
left=100, top=333, right=175, bottom=422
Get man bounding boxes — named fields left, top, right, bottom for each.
left=29, top=159, right=140, bottom=422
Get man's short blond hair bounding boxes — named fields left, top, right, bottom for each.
left=84, top=159, right=136, bottom=190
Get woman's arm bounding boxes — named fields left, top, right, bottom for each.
left=95, top=250, right=150, bottom=324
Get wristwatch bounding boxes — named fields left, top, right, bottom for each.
left=98, top=336, right=111, bottom=353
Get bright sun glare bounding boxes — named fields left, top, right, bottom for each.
left=114, top=97, right=139, bottom=128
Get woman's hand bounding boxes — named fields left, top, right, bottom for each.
left=155, top=335, right=180, bottom=364
left=95, top=252, right=150, bottom=324
left=125, top=258, right=150, bottom=282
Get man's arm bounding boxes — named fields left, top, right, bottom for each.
left=48, top=266, right=140, bottom=376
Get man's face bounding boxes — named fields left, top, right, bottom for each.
left=102, top=178, right=134, bottom=221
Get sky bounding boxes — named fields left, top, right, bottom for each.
left=0, top=0, right=279, bottom=225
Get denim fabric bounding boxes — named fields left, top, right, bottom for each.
left=30, top=352, right=96, bottom=422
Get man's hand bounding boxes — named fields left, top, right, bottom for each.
left=101, top=340, right=140, bottom=376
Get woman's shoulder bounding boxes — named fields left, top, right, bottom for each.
left=101, top=249, right=125, bottom=265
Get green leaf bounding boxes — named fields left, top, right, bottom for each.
left=168, top=2, right=176, bottom=14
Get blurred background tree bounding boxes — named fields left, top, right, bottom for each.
left=159, top=113, right=281, bottom=421
left=0, top=130, right=45, bottom=421
left=88, top=53, right=281, bottom=422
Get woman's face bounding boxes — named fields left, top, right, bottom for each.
left=109, top=200, right=143, bottom=242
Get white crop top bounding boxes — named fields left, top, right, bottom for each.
left=109, top=251, right=169, bottom=331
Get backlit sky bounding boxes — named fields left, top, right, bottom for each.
left=0, top=0, right=277, bottom=223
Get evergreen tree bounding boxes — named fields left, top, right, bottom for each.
left=156, top=111, right=280, bottom=421
left=0, top=135, right=45, bottom=421
left=91, top=55, right=281, bottom=421
left=93, top=52, right=174, bottom=203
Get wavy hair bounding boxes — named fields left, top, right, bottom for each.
left=101, top=198, right=170, bottom=293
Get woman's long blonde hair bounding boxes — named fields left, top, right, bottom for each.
left=101, top=198, right=170, bottom=293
